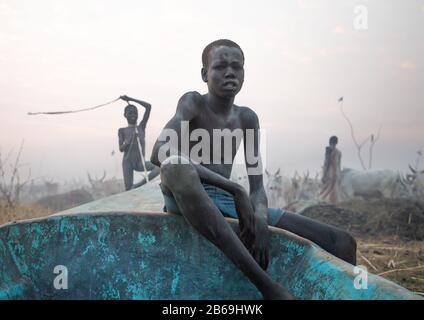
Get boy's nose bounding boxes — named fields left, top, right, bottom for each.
left=224, top=67, right=235, bottom=77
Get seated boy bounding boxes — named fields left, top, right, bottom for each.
left=150, top=40, right=356, bottom=299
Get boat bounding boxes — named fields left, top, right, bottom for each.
left=0, top=180, right=421, bottom=299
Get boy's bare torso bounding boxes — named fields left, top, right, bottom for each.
left=118, top=126, right=146, bottom=162
left=179, top=92, right=256, bottom=179
left=150, top=41, right=357, bottom=299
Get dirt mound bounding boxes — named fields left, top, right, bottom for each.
left=300, top=199, right=424, bottom=241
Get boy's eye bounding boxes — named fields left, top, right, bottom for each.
left=214, top=64, right=226, bottom=70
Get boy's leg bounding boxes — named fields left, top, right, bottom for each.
left=275, top=212, right=357, bottom=265
left=122, top=161, right=134, bottom=191
left=145, top=161, right=160, bottom=181
left=132, top=161, right=160, bottom=188
left=160, top=156, right=292, bottom=299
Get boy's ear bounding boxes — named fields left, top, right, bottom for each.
left=201, top=67, right=208, bottom=83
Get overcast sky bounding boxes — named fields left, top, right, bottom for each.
left=0, top=0, right=423, bottom=183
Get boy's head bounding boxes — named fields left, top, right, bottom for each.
left=329, top=136, right=338, bottom=146
left=201, top=39, right=245, bottom=98
left=124, top=104, right=138, bottom=125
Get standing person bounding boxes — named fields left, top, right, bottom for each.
left=320, top=136, right=342, bottom=204
left=118, top=95, right=160, bottom=190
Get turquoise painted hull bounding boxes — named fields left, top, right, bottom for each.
left=0, top=181, right=421, bottom=300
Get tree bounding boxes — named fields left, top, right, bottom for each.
left=339, top=98, right=382, bottom=170
left=0, top=141, right=31, bottom=208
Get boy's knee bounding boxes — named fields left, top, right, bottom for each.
left=334, top=230, right=357, bottom=264
left=340, top=231, right=356, bottom=251
left=162, top=155, right=190, bottom=166
left=161, top=156, right=197, bottom=189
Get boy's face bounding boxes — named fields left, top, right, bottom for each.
left=203, top=46, right=244, bottom=98
left=125, top=107, right=138, bottom=125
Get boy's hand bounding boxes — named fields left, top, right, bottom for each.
left=234, top=188, right=270, bottom=270
left=120, top=95, right=131, bottom=102
left=251, top=207, right=270, bottom=270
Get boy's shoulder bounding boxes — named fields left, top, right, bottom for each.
left=118, top=126, right=130, bottom=133
left=175, top=91, right=204, bottom=118
left=236, top=105, right=260, bottom=126
left=179, top=91, right=204, bottom=105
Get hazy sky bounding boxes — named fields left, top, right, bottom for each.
left=0, top=0, right=423, bottom=183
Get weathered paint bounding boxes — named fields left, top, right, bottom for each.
left=0, top=181, right=421, bottom=300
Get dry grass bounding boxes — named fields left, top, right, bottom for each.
left=0, top=202, right=52, bottom=226
left=301, top=198, right=424, bottom=294
left=356, top=236, right=424, bottom=295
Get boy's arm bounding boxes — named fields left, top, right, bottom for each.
left=151, top=91, right=243, bottom=195
left=242, top=108, right=268, bottom=220
left=322, top=146, right=332, bottom=182
left=118, top=128, right=129, bottom=153
left=150, top=91, right=198, bottom=166
left=241, top=107, right=270, bottom=269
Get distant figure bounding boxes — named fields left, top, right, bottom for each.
left=319, top=136, right=342, bottom=204
left=118, top=95, right=160, bottom=190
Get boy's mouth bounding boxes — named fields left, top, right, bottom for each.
left=222, top=80, right=238, bottom=89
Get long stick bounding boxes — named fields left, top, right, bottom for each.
left=135, top=127, right=149, bottom=184
left=357, top=250, right=378, bottom=271
left=27, top=97, right=120, bottom=115
left=378, top=265, right=424, bottom=276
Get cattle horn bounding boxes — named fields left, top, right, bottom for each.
left=87, top=172, right=94, bottom=187
left=100, top=170, right=106, bottom=182
left=398, top=173, right=410, bottom=188
left=409, top=164, right=417, bottom=174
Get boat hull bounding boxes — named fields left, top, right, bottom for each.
left=0, top=181, right=421, bottom=299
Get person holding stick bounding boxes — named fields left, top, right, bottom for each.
left=118, top=95, right=159, bottom=190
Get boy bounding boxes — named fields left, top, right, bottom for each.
left=118, top=95, right=159, bottom=190
left=151, top=40, right=356, bottom=299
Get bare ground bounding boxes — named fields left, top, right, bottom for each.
left=356, top=236, right=424, bottom=295
left=301, top=198, right=424, bottom=296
